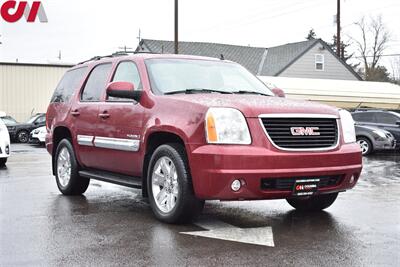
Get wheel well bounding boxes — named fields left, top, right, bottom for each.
left=52, top=127, right=72, bottom=175
left=142, top=132, right=185, bottom=197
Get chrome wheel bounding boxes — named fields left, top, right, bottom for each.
left=357, top=139, right=369, bottom=155
left=151, top=156, right=179, bottom=213
left=57, top=147, right=72, bottom=187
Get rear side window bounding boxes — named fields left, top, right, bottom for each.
left=51, top=67, right=87, bottom=103
left=377, top=113, right=397, bottom=125
left=352, top=112, right=375, bottom=123
left=81, top=63, right=112, bottom=102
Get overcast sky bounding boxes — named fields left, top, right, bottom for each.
left=0, top=0, right=399, bottom=74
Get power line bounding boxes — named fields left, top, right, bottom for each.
left=353, top=54, right=400, bottom=58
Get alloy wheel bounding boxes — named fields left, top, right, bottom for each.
left=151, top=156, right=179, bottom=213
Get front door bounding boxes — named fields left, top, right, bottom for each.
left=92, top=60, right=145, bottom=176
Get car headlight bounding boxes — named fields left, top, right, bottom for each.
left=205, top=107, right=251, bottom=144
left=39, top=128, right=47, bottom=134
left=339, top=109, right=356, bottom=143
left=373, top=130, right=387, bottom=139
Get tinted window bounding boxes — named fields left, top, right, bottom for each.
left=35, top=116, right=46, bottom=124
left=51, top=67, right=87, bottom=103
left=376, top=113, right=397, bottom=125
left=1, top=117, right=17, bottom=125
left=81, top=63, right=112, bottom=102
left=352, top=112, right=375, bottom=123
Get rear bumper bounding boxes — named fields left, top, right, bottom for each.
left=189, top=143, right=362, bottom=200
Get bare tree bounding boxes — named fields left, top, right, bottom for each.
left=352, top=16, right=391, bottom=81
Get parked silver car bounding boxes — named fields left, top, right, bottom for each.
left=355, top=124, right=396, bottom=155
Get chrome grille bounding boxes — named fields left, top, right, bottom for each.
left=260, top=116, right=339, bottom=150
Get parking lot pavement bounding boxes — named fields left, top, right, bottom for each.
left=1, top=144, right=399, bottom=266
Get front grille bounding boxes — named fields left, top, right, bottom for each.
left=260, top=117, right=338, bottom=150
left=261, top=176, right=342, bottom=191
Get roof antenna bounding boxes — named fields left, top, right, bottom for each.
left=220, top=54, right=225, bottom=60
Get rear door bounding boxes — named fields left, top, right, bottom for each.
left=71, top=63, right=113, bottom=168
left=92, top=60, right=145, bottom=176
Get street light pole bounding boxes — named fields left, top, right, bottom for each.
left=174, top=0, right=179, bottom=54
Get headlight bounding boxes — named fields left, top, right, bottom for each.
left=373, top=130, right=387, bottom=139
left=339, top=110, right=356, bottom=143
left=205, top=108, right=251, bottom=144
left=39, top=128, right=47, bottom=134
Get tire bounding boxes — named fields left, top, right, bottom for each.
left=286, top=193, right=338, bottom=211
left=54, top=139, right=89, bottom=195
left=17, top=130, right=29, bottom=143
left=356, top=136, right=372, bottom=155
left=0, top=158, right=7, bottom=167
left=147, top=143, right=204, bottom=224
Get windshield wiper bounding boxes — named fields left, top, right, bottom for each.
left=233, top=90, right=271, bottom=96
left=165, top=88, right=233, bottom=95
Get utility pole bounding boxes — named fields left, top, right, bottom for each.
left=336, top=0, right=341, bottom=58
left=174, top=0, right=179, bottom=54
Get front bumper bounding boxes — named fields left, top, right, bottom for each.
left=189, top=143, right=362, bottom=200
left=374, top=138, right=396, bottom=151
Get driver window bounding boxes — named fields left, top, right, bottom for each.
left=109, top=61, right=142, bottom=102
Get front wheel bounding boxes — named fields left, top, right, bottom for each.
left=286, top=193, right=338, bottom=211
left=147, top=143, right=204, bottom=224
left=357, top=137, right=372, bottom=155
left=17, top=130, right=29, bottom=143
left=55, top=139, right=89, bottom=195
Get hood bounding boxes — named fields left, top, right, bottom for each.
left=164, top=94, right=339, bottom=118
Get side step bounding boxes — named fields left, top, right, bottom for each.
left=79, top=169, right=142, bottom=189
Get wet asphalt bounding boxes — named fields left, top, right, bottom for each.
left=0, top=144, right=399, bottom=266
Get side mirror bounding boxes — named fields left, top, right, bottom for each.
left=272, top=88, right=286, bottom=98
left=106, top=81, right=141, bottom=101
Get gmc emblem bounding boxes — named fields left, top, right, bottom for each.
left=290, top=127, right=320, bottom=136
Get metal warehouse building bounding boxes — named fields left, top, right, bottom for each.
left=0, top=62, right=72, bottom=122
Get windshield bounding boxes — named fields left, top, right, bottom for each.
left=1, top=117, right=18, bottom=125
left=26, top=115, right=39, bottom=124
left=145, top=59, right=274, bottom=96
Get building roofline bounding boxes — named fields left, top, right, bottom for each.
left=274, top=39, right=319, bottom=76
left=0, top=62, right=74, bottom=68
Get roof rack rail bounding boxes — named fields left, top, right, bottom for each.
left=77, top=51, right=159, bottom=65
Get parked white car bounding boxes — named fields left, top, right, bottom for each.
left=29, top=126, right=46, bottom=145
left=0, top=118, right=11, bottom=166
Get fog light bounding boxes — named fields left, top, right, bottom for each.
left=349, top=175, right=355, bottom=184
left=5, top=146, right=9, bottom=155
left=231, top=179, right=242, bottom=192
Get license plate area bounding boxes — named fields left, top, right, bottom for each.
left=293, top=179, right=320, bottom=196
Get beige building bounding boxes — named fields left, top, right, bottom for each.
left=0, top=62, right=72, bottom=122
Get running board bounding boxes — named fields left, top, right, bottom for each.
left=79, top=169, right=142, bottom=189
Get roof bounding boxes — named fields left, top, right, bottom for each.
left=137, top=39, right=362, bottom=80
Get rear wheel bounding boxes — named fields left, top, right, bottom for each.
left=147, top=143, right=204, bottom=224
left=286, top=193, right=338, bottom=211
left=356, top=137, right=372, bottom=155
left=17, top=130, right=29, bottom=143
left=55, top=139, right=89, bottom=195
left=0, top=158, right=7, bottom=167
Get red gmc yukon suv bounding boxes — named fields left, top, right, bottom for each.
left=46, top=54, right=362, bottom=223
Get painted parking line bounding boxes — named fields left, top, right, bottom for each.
left=180, top=218, right=274, bottom=247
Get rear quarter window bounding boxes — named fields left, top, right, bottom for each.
left=51, top=67, right=87, bottom=103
